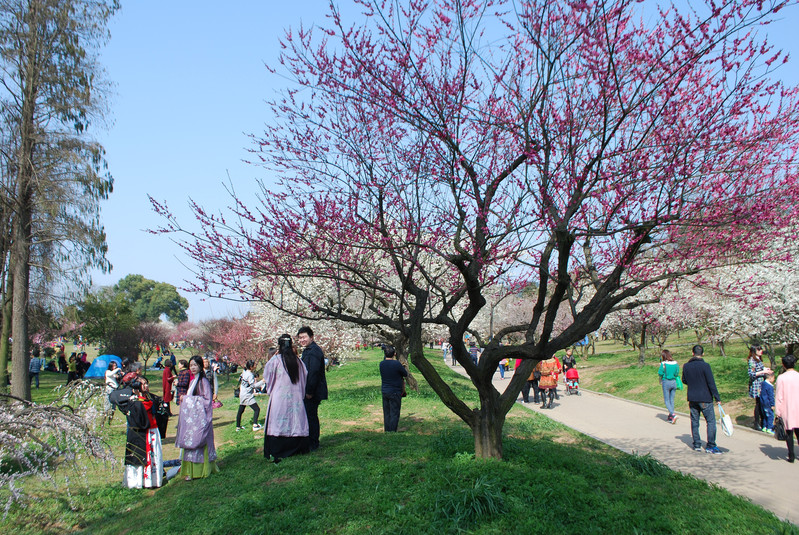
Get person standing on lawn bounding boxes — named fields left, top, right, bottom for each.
left=682, top=345, right=722, bottom=454
left=298, top=326, right=327, bottom=451
left=236, top=360, right=264, bottom=432
left=263, top=334, right=309, bottom=462
left=379, top=345, right=408, bottom=432
left=175, top=359, right=190, bottom=406
left=28, top=347, right=42, bottom=389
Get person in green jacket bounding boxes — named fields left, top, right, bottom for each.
left=658, top=349, right=681, bottom=424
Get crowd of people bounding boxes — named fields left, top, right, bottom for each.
left=444, top=342, right=576, bottom=406
left=59, top=325, right=799, bottom=496
left=27, top=344, right=93, bottom=386
left=106, top=325, right=334, bottom=489
left=655, top=343, right=799, bottom=461
left=444, top=337, right=799, bottom=462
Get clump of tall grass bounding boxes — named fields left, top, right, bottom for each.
left=434, top=475, right=506, bottom=531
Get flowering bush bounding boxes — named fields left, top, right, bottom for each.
left=0, top=381, right=114, bottom=518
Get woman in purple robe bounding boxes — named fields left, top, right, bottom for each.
left=263, top=334, right=309, bottom=463
left=175, top=355, right=219, bottom=480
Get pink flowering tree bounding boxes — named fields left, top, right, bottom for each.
left=169, top=320, right=206, bottom=352
left=154, top=0, right=799, bottom=458
left=200, top=318, right=272, bottom=368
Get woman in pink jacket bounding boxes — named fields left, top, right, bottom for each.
left=775, top=354, right=799, bottom=463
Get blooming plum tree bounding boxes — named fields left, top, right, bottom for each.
left=154, top=0, right=799, bottom=458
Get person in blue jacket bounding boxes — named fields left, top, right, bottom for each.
left=379, top=345, right=408, bottom=432
left=760, top=372, right=776, bottom=434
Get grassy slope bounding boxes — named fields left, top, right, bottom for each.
left=3, top=348, right=796, bottom=534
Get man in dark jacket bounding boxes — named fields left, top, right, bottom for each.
left=298, top=326, right=328, bottom=451
left=682, top=345, right=722, bottom=454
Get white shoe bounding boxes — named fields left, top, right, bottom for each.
left=252, top=424, right=262, bottom=431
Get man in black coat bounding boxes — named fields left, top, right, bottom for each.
left=682, top=344, right=722, bottom=454
left=298, top=326, right=328, bottom=451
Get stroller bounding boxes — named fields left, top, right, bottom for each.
left=565, top=367, right=579, bottom=395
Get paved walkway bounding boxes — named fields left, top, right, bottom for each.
left=450, top=364, right=799, bottom=525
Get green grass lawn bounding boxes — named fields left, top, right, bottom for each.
left=3, top=347, right=796, bottom=534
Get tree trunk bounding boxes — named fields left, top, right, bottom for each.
left=764, top=343, right=776, bottom=369
left=0, top=270, right=12, bottom=390
left=638, top=324, right=647, bottom=366
left=9, top=1, right=40, bottom=401
left=719, top=340, right=726, bottom=357
left=391, top=332, right=419, bottom=391
left=10, top=201, right=32, bottom=400
left=472, top=406, right=505, bottom=459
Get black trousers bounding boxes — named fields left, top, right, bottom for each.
left=382, top=392, right=402, bottom=432
left=236, top=403, right=261, bottom=427
left=785, top=428, right=799, bottom=461
left=304, top=398, right=321, bottom=450
left=522, top=379, right=540, bottom=402
left=754, top=397, right=765, bottom=429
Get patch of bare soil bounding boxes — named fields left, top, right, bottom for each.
left=726, top=397, right=756, bottom=427
left=624, top=384, right=649, bottom=395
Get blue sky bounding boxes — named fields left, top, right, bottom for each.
left=91, top=1, right=798, bottom=322
left=93, top=1, right=329, bottom=321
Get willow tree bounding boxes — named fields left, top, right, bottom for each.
left=158, top=0, right=799, bottom=458
left=0, top=0, right=117, bottom=399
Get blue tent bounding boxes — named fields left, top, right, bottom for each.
left=83, top=354, right=122, bottom=378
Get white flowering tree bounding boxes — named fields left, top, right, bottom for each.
left=0, top=382, right=114, bottom=518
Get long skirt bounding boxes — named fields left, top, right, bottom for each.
left=179, top=444, right=219, bottom=479
left=124, top=428, right=163, bottom=488
left=264, top=435, right=309, bottom=462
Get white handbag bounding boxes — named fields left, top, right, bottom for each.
left=718, top=403, right=734, bottom=437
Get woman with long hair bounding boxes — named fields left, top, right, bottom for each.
left=175, top=355, right=219, bottom=480
left=748, top=345, right=772, bottom=430
left=121, top=377, right=164, bottom=488
left=263, top=334, right=309, bottom=463
left=658, top=350, right=681, bottom=424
